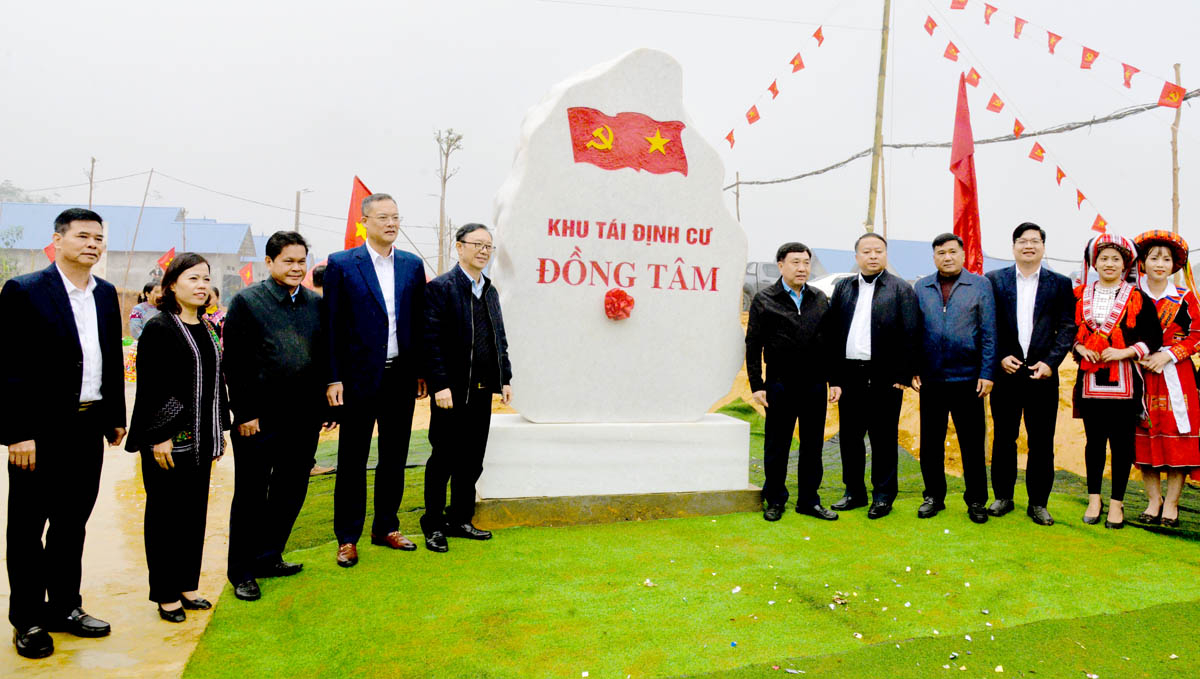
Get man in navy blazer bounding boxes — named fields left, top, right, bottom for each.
left=323, top=193, right=427, bottom=567
left=984, top=222, right=1076, bottom=526
left=1, top=209, right=126, bottom=659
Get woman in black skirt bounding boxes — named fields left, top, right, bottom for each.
left=126, top=253, right=229, bottom=622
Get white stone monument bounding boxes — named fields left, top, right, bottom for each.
left=479, top=48, right=750, bottom=504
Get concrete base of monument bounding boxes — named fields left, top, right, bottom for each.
left=473, top=487, right=762, bottom=530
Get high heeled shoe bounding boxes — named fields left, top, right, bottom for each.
left=1082, top=505, right=1104, bottom=525
left=157, top=604, right=186, bottom=623
left=1136, top=504, right=1163, bottom=525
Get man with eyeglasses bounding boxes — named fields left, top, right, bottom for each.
left=323, top=193, right=428, bottom=566
left=984, top=222, right=1076, bottom=526
left=420, top=223, right=512, bottom=552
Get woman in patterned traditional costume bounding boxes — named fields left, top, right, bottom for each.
left=1072, top=234, right=1162, bottom=528
left=1132, top=230, right=1200, bottom=528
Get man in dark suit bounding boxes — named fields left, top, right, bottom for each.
left=1, top=208, right=126, bottom=659
left=745, top=242, right=841, bottom=522
left=826, top=233, right=921, bottom=519
left=985, top=222, right=1076, bottom=526
left=324, top=194, right=427, bottom=566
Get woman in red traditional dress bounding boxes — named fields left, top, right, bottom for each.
left=1132, top=230, right=1200, bottom=528
left=1073, top=234, right=1162, bottom=529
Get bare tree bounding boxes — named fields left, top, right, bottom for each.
left=435, top=128, right=464, bottom=274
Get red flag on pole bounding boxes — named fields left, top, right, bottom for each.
left=951, top=73, right=983, bottom=275
left=157, top=247, right=175, bottom=272
left=239, top=262, right=254, bottom=286
left=344, top=176, right=372, bottom=250
left=1159, top=81, right=1186, bottom=108
left=43, top=242, right=55, bottom=263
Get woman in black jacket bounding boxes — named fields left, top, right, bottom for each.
left=125, top=253, right=229, bottom=622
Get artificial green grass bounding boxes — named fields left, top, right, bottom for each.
left=185, top=401, right=1200, bottom=678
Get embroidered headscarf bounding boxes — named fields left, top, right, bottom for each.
left=1076, top=233, right=1143, bottom=380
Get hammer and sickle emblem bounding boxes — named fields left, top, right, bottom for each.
left=585, top=125, right=614, bottom=151
left=1169, top=91, right=1181, bottom=102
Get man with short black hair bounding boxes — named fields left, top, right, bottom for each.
left=1, top=208, right=126, bottom=659
left=912, top=233, right=997, bottom=523
left=985, top=222, right=1075, bottom=526
left=746, top=242, right=841, bottom=522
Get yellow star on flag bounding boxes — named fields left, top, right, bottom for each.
left=355, top=221, right=367, bottom=239
left=645, top=129, right=670, bottom=155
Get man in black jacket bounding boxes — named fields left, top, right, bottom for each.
left=223, top=231, right=333, bottom=601
left=826, top=233, right=921, bottom=519
left=746, top=242, right=841, bottom=522
left=984, top=223, right=1076, bottom=526
left=1, top=208, right=126, bottom=659
left=421, top=224, right=512, bottom=553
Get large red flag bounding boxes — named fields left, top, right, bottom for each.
left=567, top=107, right=688, bottom=176
left=239, top=262, right=254, bottom=286
left=157, top=247, right=175, bottom=272
left=344, top=176, right=372, bottom=250
left=950, top=73, right=983, bottom=275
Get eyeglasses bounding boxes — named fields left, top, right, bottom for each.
left=1014, top=238, right=1043, bottom=246
left=458, top=240, right=494, bottom=253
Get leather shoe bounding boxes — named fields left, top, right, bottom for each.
left=234, top=580, right=261, bottom=602
left=987, top=499, right=1014, bottom=517
left=425, top=530, right=449, bottom=552
left=336, top=543, right=358, bottom=568
left=967, top=503, right=989, bottom=524
left=763, top=505, right=784, bottom=522
left=180, top=596, right=212, bottom=610
left=831, top=495, right=868, bottom=511
left=916, top=498, right=944, bottom=519
left=157, top=604, right=185, bottom=623
left=1027, top=505, right=1055, bottom=526
left=1082, top=510, right=1103, bottom=525
left=49, top=608, right=110, bottom=638
left=13, top=626, right=53, bottom=659
left=797, top=504, right=838, bottom=521
left=446, top=523, right=492, bottom=540
left=866, top=501, right=892, bottom=520
left=370, top=531, right=418, bottom=550
left=256, top=561, right=303, bottom=578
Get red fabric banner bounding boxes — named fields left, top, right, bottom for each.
left=1056, top=166, right=1066, bottom=185
left=725, top=130, right=735, bottom=148
left=986, top=93, right=1004, bottom=112
left=984, top=4, right=998, bottom=24
left=812, top=26, right=824, bottom=46
left=950, top=73, right=983, bottom=275
left=1092, top=215, right=1107, bottom=233
left=944, top=42, right=960, bottom=61
left=567, top=107, right=688, bottom=176
left=1012, top=119, right=1024, bottom=138
left=767, top=80, right=779, bottom=99
left=965, top=68, right=981, bottom=87
left=1029, top=142, right=1046, bottom=162
left=1081, top=46, right=1099, bottom=69
left=344, top=176, right=372, bottom=250
left=1047, top=31, right=1062, bottom=54
left=790, top=53, right=805, bottom=72
left=1014, top=17, right=1027, bottom=39
left=1122, top=63, right=1140, bottom=88
left=1159, top=82, right=1186, bottom=108
left=745, top=106, right=760, bottom=124
left=157, top=247, right=175, bottom=272
left=951, top=0, right=968, bottom=9
left=43, top=243, right=55, bottom=263
left=239, top=263, right=253, bottom=286
left=1077, top=190, right=1086, bottom=208
left=925, top=16, right=937, bottom=35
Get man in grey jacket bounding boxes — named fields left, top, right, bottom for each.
left=912, top=233, right=997, bottom=523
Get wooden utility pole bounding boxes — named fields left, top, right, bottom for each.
left=87, top=157, right=96, bottom=209
left=435, top=128, right=464, bottom=274
left=294, top=190, right=302, bottom=232
left=880, top=156, right=889, bottom=239
left=122, top=169, right=154, bottom=292
left=1171, top=63, right=1182, bottom=236
left=864, top=0, right=892, bottom=233
left=734, top=171, right=741, bottom=221
left=180, top=208, right=187, bottom=251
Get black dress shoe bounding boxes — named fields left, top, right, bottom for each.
left=797, top=504, right=838, bottom=521
left=234, top=580, right=262, bottom=602
left=1136, top=505, right=1163, bottom=525
left=866, top=501, right=892, bottom=520
left=425, top=530, right=449, bottom=552
left=1026, top=505, right=1055, bottom=526
left=13, top=626, right=53, bottom=659
left=1082, top=509, right=1103, bottom=525
left=445, top=523, right=492, bottom=540
left=256, top=561, right=303, bottom=578
left=916, top=498, right=945, bottom=519
left=831, top=495, right=868, bottom=511
left=967, top=504, right=989, bottom=524
left=1163, top=516, right=1181, bottom=528
left=1104, top=518, right=1125, bottom=529
left=179, top=596, right=212, bottom=610
left=763, top=505, right=784, bottom=522
left=157, top=605, right=186, bottom=623
left=49, top=608, right=110, bottom=637
left=987, top=499, right=1014, bottom=517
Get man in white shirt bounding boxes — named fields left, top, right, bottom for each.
left=1, top=208, right=127, bottom=659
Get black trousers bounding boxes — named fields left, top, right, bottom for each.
left=762, top=380, right=828, bottom=508
left=141, top=450, right=213, bottom=604
left=333, top=364, right=416, bottom=544
left=837, top=362, right=903, bottom=503
left=919, top=380, right=988, bottom=507
left=421, top=386, right=493, bottom=533
left=1081, top=399, right=1138, bottom=501
left=990, top=372, right=1059, bottom=506
left=227, top=416, right=320, bottom=584
left=6, top=406, right=104, bottom=629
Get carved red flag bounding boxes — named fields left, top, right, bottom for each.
left=986, top=93, right=1004, bottom=112
left=745, top=106, right=760, bottom=124
left=1013, top=119, right=1024, bottom=137
left=157, top=247, right=175, bottom=272
left=1056, top=166, right=1066, bottom=185
left=1047, top=32, right=1062, bottom=54
left=1159, top=81, right=1186, bottom=108
left=984, top=4, right=998, bottom=24
left=1080, top=47, right=1099, bottom=69
left=1091, top=214, right=1107, bottom=233
left=725, top=130, right=735, bottom=148
left=1029, top=142, right=1046, bottom=162
left=768, top=80, right=779, bottom=99
left=812, top=26, right=824, bottom=46
left=790, top=52, right=805, bottom=72
left=944, top=42, right=960, bottom=61
left=925, top=16, right=937, bottom=35
left=568, top=107, right=688, bottom=176
left=950, top=0, right=968, bottom=9
left=1014, top=17, right=1027, bottom=39
left=239, top=263, right=253, bottom=286
left=43, top=242, right=55, bottom=263
left=1076, top=190, right=1086, bottom=208
left=1122, top=63, right=1139, bottom=88
left=966, top=68, right=981, bottom=87
left=344, top=175, right=372, bottom=250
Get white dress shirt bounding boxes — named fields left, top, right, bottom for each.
left=1015, top=267, right=1040, bottom=357
left=58, top=265, right=103, bottom=402
left=845, top=274, right=876, bottom=360
left=370, top=245, right=399, bottom=359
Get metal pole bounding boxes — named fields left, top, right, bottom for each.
left=1172, top=63, right=1182, bottom=236
left=864, top=0, right=892, bottom=233
left=294, top=190, right=302, bottom=232
left=122, top=169, right=154, bottom=293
